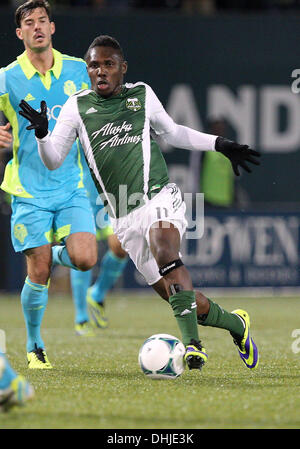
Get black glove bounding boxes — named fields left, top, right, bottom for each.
left=19, top=100, right=48, bottom=139
left=215, top=136, right=261, bottom=176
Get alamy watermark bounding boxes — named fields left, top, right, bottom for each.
left=291, top=329, right=300, bottom=354
left=93, top=185, right=205, bottom=240
left=291, top=69, right=300, bottom=93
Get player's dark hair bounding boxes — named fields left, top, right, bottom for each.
left=84, top=35, right=124, bottom=62
left=15, top=0, right=52, bottom=28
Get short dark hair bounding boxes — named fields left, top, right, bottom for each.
left=15, top=1, right=52, bottom=28
left=84, top=35, right=124, bottom=62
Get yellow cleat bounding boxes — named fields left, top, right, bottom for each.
left=231, top=309, right=259, bottom=370
left=75, top=321, right=96, bottom=337
left=27, top=345, right=52, bottom=369
left=184, top=339, right=208, bottom=370
left=0, top=375, right=34, bottom=412
left=87, top=288, right=108, bottom=329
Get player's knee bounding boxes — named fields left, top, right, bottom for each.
left=72, top=252, right=97, bottom=271
left=153, top=245, right=178, bottom=268
left=27, top=265, right=50, bottom=285
left=111, top=245, right=127, bottom=259
left=108, top=234, right=127, bottom=259
left=75, top=259, right=96, bottom=271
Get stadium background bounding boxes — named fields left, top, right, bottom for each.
left=1, top=0, right=300, bottom=295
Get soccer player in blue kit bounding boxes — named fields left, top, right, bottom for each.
left=0, top=351, right=34, bottom=411
left=71, top=151, right=128, bottom=333
left=0, top=0, right=101, bottom=368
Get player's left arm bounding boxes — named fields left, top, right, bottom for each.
left=148, top=85, right=260, bottom=176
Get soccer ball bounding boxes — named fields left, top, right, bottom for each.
left=138, top=333, right=185, bottom=379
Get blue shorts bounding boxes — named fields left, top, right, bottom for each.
left=11, top=188, right=96, bottom=252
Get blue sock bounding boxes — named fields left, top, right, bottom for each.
left=52, top=245, right=78, bottom=270
left=0, top=352, right=17, bottom=389
left=91, top=250, right=128, bottom=304
left=70, top=269, right=92, bottom=324
left=21, top=277, right=49, bottom=353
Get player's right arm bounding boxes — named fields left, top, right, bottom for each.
left=0, top=71, right=13, bottom=149
left=19, top=97, right=79, bottom=170
left=0, top=122, right=12, bottom=149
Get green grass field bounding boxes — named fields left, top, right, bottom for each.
left=0, top=292, right=300, bottom=429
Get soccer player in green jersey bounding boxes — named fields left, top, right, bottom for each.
left=20, top=35, right=260, bottom=371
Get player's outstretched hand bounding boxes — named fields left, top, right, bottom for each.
left=215, top=136, right=261, bottom=176
left=19, top=100, right=48, bottom=139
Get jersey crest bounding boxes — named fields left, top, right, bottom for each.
left=64, top=80, right=77, bottom=97
left=126, top=97, right=142, bottom=111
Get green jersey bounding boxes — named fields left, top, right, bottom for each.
left=76, top=83, right=169, bottom=217
left=37, top=82, right=217, bottom=218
